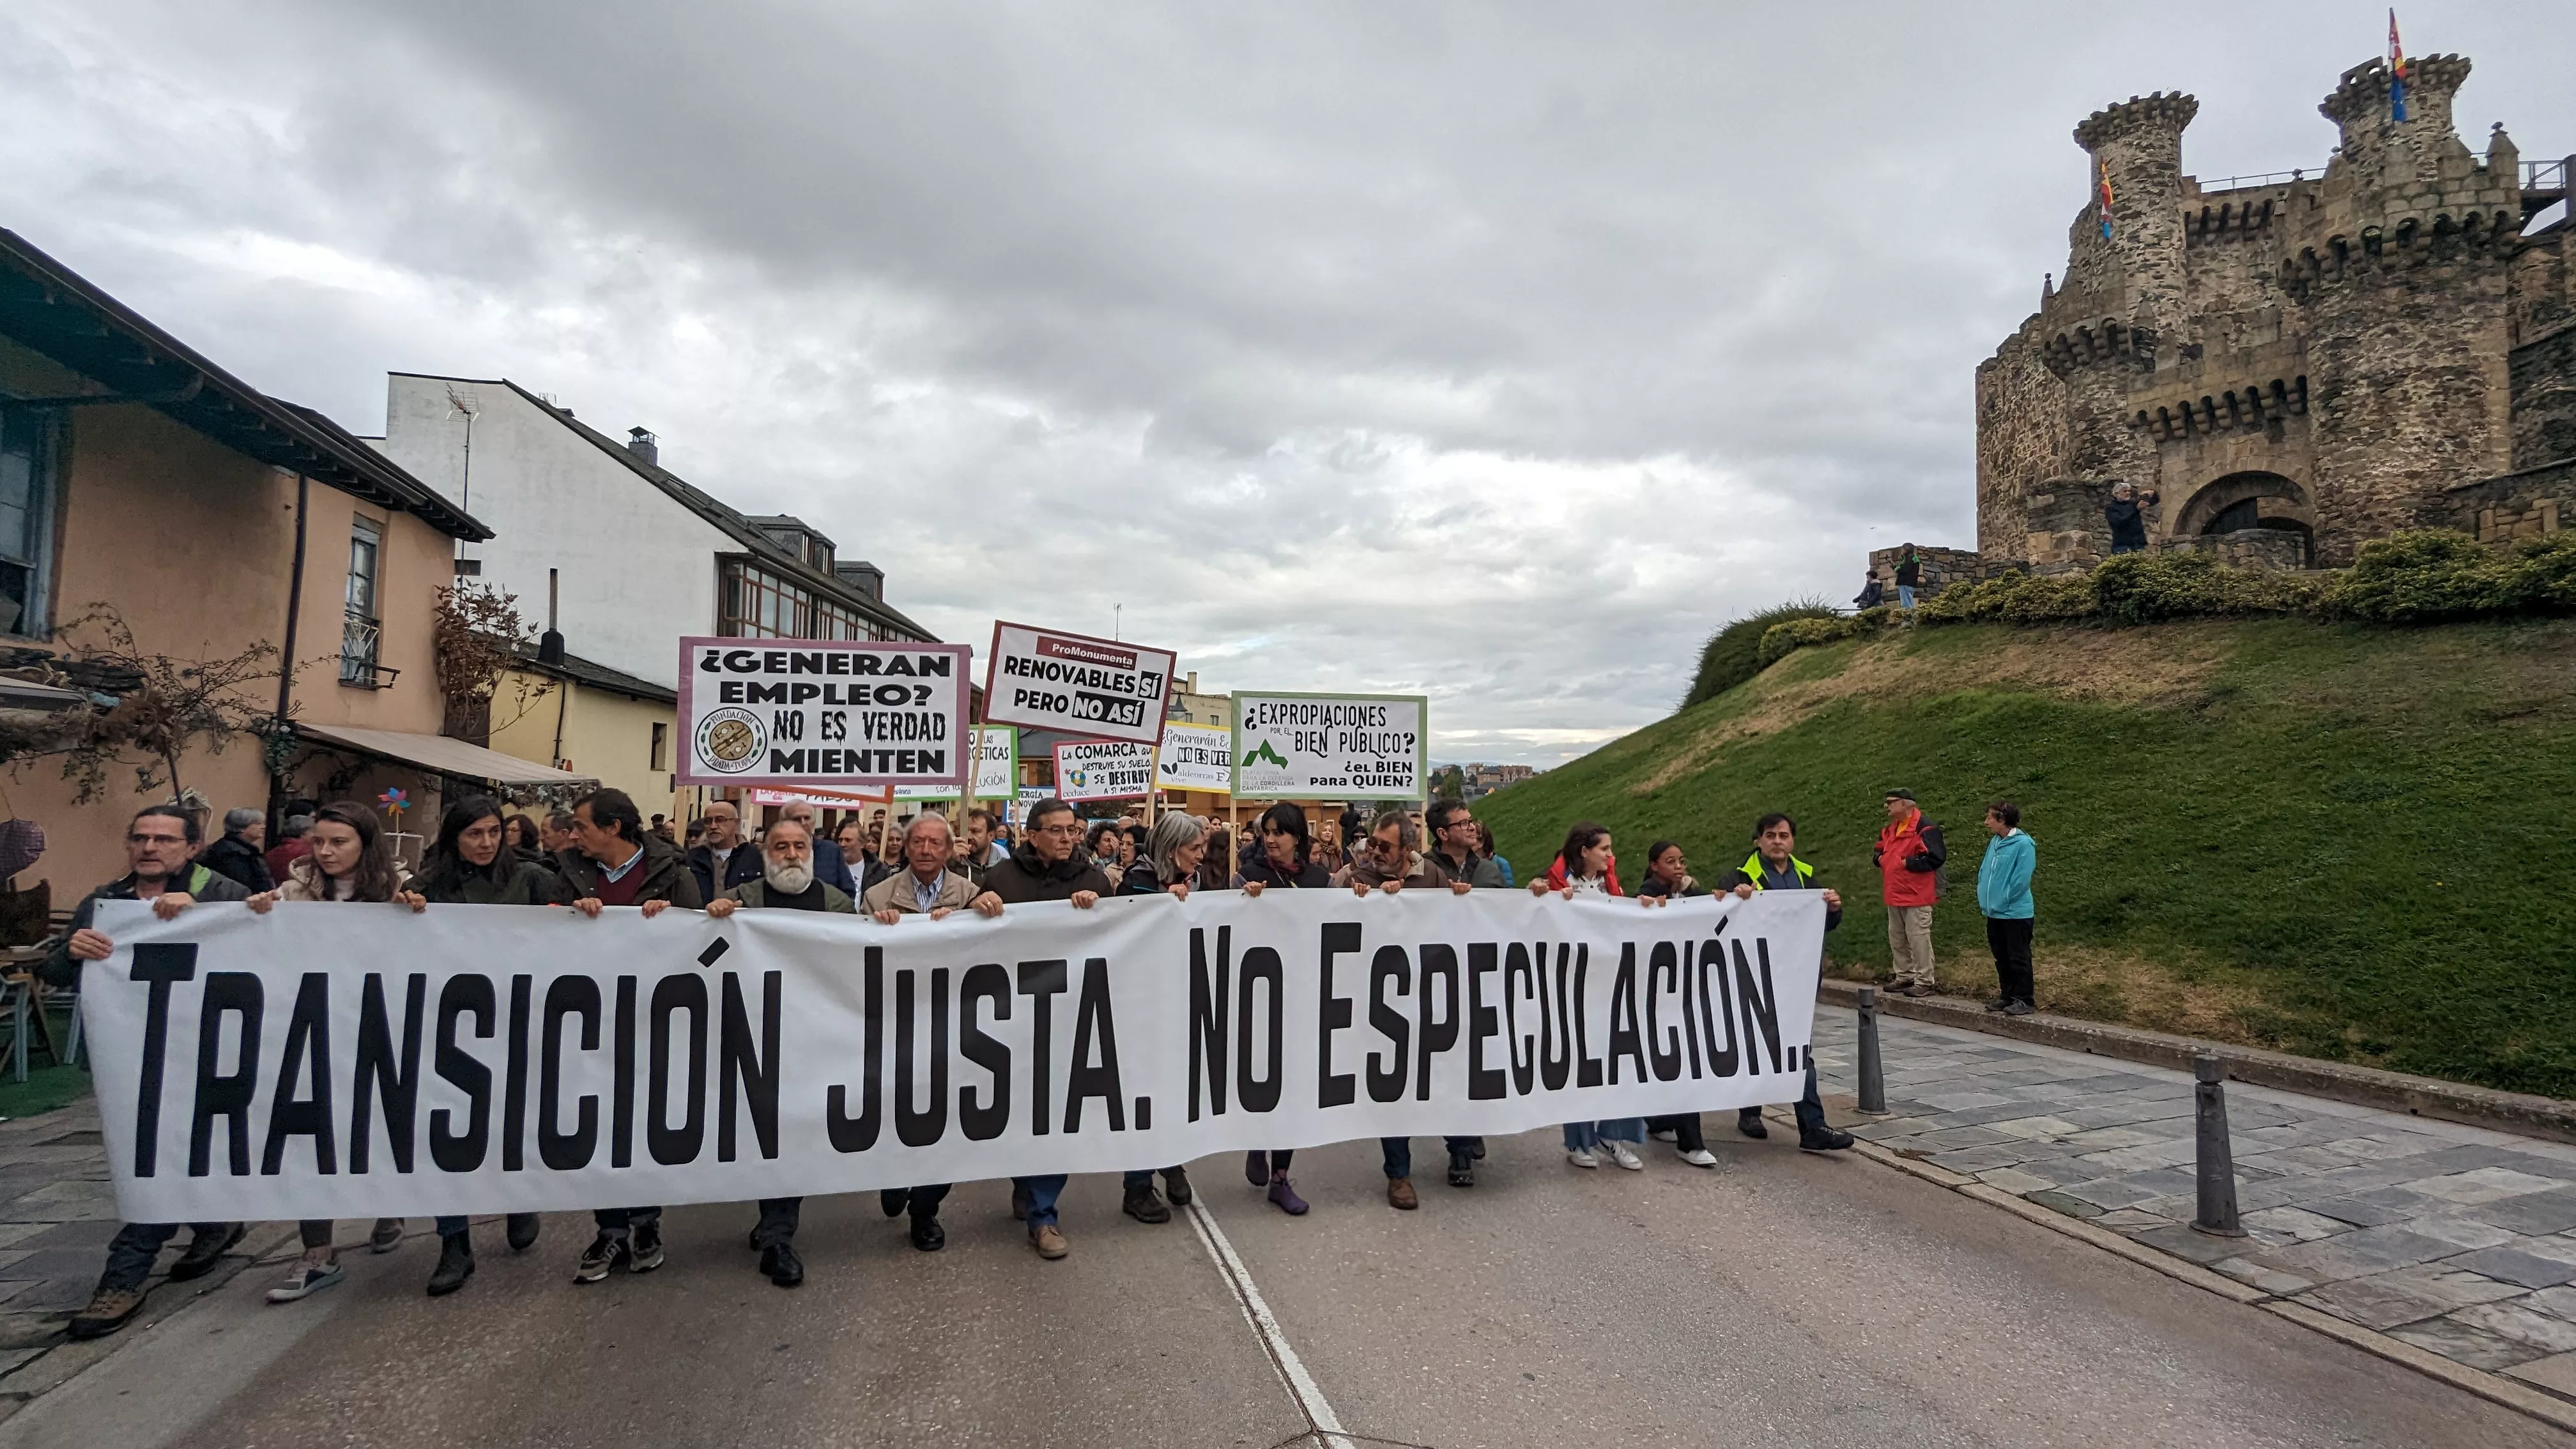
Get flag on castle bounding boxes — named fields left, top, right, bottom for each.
left=2097, top=164, right=2113, bottom=240
left=2388, top=10, right=2409, bottom=123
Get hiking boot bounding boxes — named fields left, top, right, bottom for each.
left=1123, top=1180, right=1172, bottom=1224
left=1162, top=1166, right=1193, bottom=1206
left=1800, top=1128, right=1857, bottom=1153
left=1446, top=1149, right=1475, bottom=1188
left=369, top=1218, right=405, bottom=1254
left=2004, top=999, right=2035, bottom=1016
left=1010, top=1181, right=1032, bottom=1222
left=1243, top=1151, right=1270, bottom=1188
left=760, top=1242, right=804, bottom=1287
left=1466, top=1138, right=1487, bottom=1160
left=1387, top=1176, right=1419, bottom=1210
left=1901, top=983, right=1936, bottom=998
left=1030, top=1224, right=1070, bottom=1259
left=1736, top=1110, right=1769, bottom=1140
left=66, top=1286, right=146, bottom=1340
left=265, top=1259, right=343, bottom=1303
left=880, top=1187, right=912, bottom=1218
left=505, top=1214, right=541, bottom=1252
left=910, top=1215, right=946, bottom=1252
left=1266, top=1174, right=1308, bottom=1216
left=1984, top=998, right=2011, bottom=1013
left=628, top=1222, right=665, bottom=1273
left=574, top=1232, right=629, bottom=1284
left=169, top=1223, right=245, bottom=1282
left=427, top=1235, right=475, bottom=1296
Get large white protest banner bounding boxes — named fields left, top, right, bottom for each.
left=85, top=889, right=1820, bottom=1221
left=1054, top=739, right=1156, bottom=802
left=678, top=638, right=972, bottom=790
left=981, top=622, right=1175, bottom=746
left=1233, top=693, right=1427, bottom=801
left=1156, top=721, right=1232, bottom=793
left=894, top=727, right=1018, bottom=804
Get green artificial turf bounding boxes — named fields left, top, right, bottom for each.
left=1479, top=617, right=2576, bottom=1098
left=0, top=1063, right=93, bottom=1122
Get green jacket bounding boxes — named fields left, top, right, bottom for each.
left=723, top=878, right=858, bottom=914
left=409, top=859, right=567, bottom=907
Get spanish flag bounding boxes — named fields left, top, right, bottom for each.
left=2388, top=10, right=2409, bottom=123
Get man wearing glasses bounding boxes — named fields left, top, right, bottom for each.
left=968, top=797, right=1110, bottom=1260
left=1422, top=799, right=1505, bottom=890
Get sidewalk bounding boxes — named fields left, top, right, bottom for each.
left=1812, top=1006, right=2576, bottom=1402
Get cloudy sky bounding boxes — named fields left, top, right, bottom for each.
left=8, top=3, right=2572, bottom=764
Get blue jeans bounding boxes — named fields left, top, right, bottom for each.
left=1121, top=1167, right=1183, bottom=1188
left=1380, top=1137, right=1481, bottom=1179
left=1897, top=584, right=1916, bottom=609
left=97, top=1222, right=235, bottom=1294
left=1561, top=1119, right=1644, bottom=1151
left=1016, top=1174, right=1067, bottom=1229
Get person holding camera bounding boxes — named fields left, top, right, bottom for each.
left=2105, top=482, right=2159, bottom=555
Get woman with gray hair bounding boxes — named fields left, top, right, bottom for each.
left=1108, top=811, right=1209, bottom=1220
left=197, top=806, right=273, bottom=892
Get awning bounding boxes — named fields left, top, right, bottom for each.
left=295, top=723, right=598, bottom=788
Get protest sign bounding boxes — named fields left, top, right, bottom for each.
left=981, top=622, right=1175, bottom=746
left=894, top=726, right=1019, bottom=803
left=749, top=786, right=891, bottom=808
left=84, top=889, right=1820, bottom=1221
left=678, top=638, right=972, bottom=790
left=1054, top=739, right=1157, bottom=802
left=1157, top=721, right=1233, bottom=793
left=1232, top=693, right=1427, bottom=801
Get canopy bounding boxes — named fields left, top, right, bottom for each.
left=296, top=723, right=597, bottom=788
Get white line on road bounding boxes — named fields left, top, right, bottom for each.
left=1183, top=1197, right=1354, bottom=1449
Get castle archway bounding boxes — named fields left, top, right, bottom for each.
left=2175, top=471, right=2316, bottom=562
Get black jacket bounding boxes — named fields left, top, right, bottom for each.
left=2104, top=497, right=2149, bottom=548
left=1236, top=840, right=1332, bottom=889
left=979, top=843, right=1113, bottom=904
left=42, top=866, right=251, bottom=986
left=1894, top=552, right=1922, bottom=586
left=410, top=857, right=566, bottom=907
left=198, top=834, right=273, bottom=893
left=553, top=834, right=705, bottom=908
left=1854, top=578, right=1885, bottom=610
left=687, top=841, right=762, bottom=903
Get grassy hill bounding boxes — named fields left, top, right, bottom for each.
left=1476, top=616, right=2576, bottom=1099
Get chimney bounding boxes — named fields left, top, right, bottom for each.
left=1186, top=670, right=1199, bottom=694
left=538, top=567, right=565, bottom=664
left=627, top=427, right=658, bottom=466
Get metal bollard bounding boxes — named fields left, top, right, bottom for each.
left=2191, top=1050, right=2246, bottom=1238
left=1856, top=985, right=1887, bottom=1114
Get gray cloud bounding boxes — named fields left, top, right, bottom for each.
left=8, top=1, right=2573, bottom=762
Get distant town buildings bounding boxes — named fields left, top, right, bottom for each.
left=1459, top=762, right=1537, bottom=800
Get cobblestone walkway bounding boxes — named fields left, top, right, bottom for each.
left=1813, top=1006, right=2576, bottom=1402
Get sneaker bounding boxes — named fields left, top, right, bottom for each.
left=169, top=1223, right=246, bottom=1282
left=65, top=1286, right=147, bottom=1340
left=880, top=1187, right=912, bottom=1218
left=1010, top=1181, right=1032, bottom=1222
left=1566, top=1148, right=1599, bottom=1169
left=1446, top=1151, right=1475, bottom=1188
left=760, top=1242, right=804, bottom=1288
left=1030, top=1224, right=1070, bottom=1259
left=1266, top=1175, right=1309, bottom=1216
left=910, top=1215, right=946, bottom=1252
left=369, top=1218, right=404, bottom=1254
left=2004, top=999, right=2035, bottom=1016
left=505, top=1214, right=541, bottom=1252
left=628, top=1222, right=665, bottom=1273
left=1162, top=1166, right=1193, bottom=1206
left=1800, top=1129, right=1857, bottom=1153
left=1243, top=1151, right=1269, bottom=1188
left=1386, top=1176, right=1419, bottom=1210
left=1680, top=1148, right=1719, bottom=1168
left=427, top=1235, right=475, bottom=1296
left=1736, top=1111, right=1770, bottom=1140
left=574, top=1232, right=629, bottom=1284
left=1123, top=1180, right=1172, bottom=1224
left=266, top=1259, right=343, bottom=1303
left=1647, top=1127, right=1678, bottom=1143
left=1606, top=1141, right=1644, bottom=1171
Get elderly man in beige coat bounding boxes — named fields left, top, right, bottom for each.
left=861, top=813, right=977, bottom=921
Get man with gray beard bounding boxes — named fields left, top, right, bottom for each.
left=705, top=816, right=857, bottom=1287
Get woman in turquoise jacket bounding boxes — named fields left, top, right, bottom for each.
left=1975, top=801, right=2037, bottom=1015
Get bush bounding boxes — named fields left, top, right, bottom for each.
left=2520, top=532, right=2576, bottom=612
left=1684, top=600, right=1838, bottom=707
left=1914, top=570, right=2095, bottom=625
left=1756, top=613, right=1863, bottom=666
left=2089, top=550, right=2326, bottom=624
left=2327, top=530, right=2520, bottom=623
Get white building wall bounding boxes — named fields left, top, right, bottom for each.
left=373, top=374, right=733, bottom=690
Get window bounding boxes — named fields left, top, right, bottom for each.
left=341, top=515, right=384, bottom=686
left=0, top=407, right=55, bottom=637
left=650, top=721, right=670, bottom=771
left=719, top=556, right=908, bottom=643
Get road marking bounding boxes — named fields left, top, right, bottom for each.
left=1182, top=1197, right=1353, bottom=1448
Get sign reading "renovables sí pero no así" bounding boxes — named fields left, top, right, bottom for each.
left=980, top=621, right=1176, bottom=747
left=676, top=638, right=974, bottom=790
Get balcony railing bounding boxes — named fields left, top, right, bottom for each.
left=339, top=609, right=399, bottom=688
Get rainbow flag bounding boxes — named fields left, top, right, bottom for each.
left=2388, top=10, right=2408, bottom=122
left=2098, top=164, right=2114, bottom=240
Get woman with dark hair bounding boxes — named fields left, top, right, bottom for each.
left=1199, top=824, right=1232, bottom=893
left=503, top=813, right=544, bottom=861
left=1635, top=841, right=1705, bottom=901
left=395, top=796, right=560, bottom=1293
left=1535, top=822, right=1644, bottom=1170
left=1234, top=802, right=1330, bottom=1212
left=261, top=801, right=410, bottom=1301
left=1475, top=820, right=1513, bottom=889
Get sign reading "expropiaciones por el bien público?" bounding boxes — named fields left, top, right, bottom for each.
left=677, top=638, right=973, bottom=790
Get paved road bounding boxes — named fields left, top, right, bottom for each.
left=1, top=1125, right=2564, bottom=1449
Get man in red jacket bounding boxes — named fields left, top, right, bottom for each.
left=1874, top=789, right=1945, bottom=997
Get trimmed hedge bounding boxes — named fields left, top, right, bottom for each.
left=1756, top=613, right=1863, bottom=666
left=1683, top=599, right=1837, bottom=707
left=2334, top=530, right=2576, bottom=623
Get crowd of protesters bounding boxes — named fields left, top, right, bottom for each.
left=42, top=781, right=2029, bottom=1338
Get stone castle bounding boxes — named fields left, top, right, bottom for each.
left=1975, top=52, right=2573, bottom=574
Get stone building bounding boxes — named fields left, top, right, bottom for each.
left=1976, top=53, right=2574, bottom=572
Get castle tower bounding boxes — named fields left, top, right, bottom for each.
left=2072, top=91, right=2199, bottom=351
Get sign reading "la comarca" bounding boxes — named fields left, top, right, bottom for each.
left=677, top=638, right=974, bottom=790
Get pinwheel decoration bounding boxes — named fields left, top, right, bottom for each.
left=378, top=787, right=409, bottom=827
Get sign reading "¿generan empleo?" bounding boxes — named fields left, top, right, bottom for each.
left=677, top=638, right=974, bottom=790
left=981, top=621, right=1176, bottom=747
left=1232, top=693, right=1427, bottom=801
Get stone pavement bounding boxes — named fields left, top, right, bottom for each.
left=1813, top=1006, right=2576, bottom=1403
